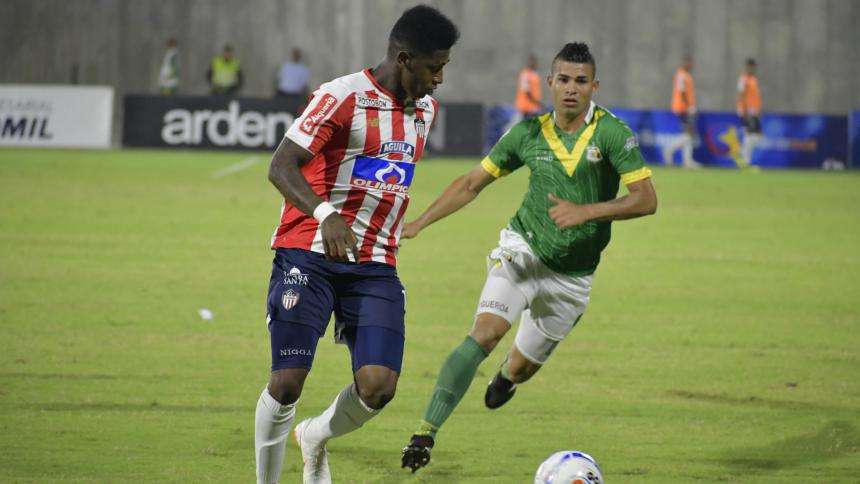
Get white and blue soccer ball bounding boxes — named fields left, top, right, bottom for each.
left=534, top=450, right=603, bottom=484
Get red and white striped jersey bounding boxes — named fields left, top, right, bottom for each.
left=271, top=69, right=439, bottom=266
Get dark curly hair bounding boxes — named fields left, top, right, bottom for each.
left=388, top=5, right=460, bottom=57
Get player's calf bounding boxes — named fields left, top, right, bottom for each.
left=506, top=346, right=542, bottom=383
left=485, top=347, right=542, bottom=409
left=469, top=312, right=512, bottom=353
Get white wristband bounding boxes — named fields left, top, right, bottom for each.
left=313, top=201, right=337, bottom=222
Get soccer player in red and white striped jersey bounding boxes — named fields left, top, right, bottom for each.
left=254, top=6, right=459, bottom=484
left=270, top=64, right=438, bottom=266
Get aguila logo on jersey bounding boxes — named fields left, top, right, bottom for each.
left=379, top=141, right=415, bottom=159
left=281, top=289, right=300, bottom=310
left=350, top=155, right=415, bottom=193
left=299, top=93, right=337, bottom=135
left=283, top=267, right=309, bottom=286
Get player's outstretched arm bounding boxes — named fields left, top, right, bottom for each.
left=402, top=163, right=496, bottom=239
left=268, top=137, right=359, bottom=262
left=548, top=178, right=657, bottom=229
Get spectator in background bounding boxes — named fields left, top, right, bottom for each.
left=737, top=58, right=762, bottom=168
left=663, top=54, right=701, bottom=168
left=276, top=48, right=311, bottom=99
left=501, top=54, right=543, bottom=134
left=158, top=38, right=179, bottom=95
left=207, top=44, right=243, bottom=96
left=515, top=53, right=543, bottom=120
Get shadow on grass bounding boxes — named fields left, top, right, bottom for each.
left=719, top=420, right=859, bottom=473
left=331, top=443, right=466, bottom=483
left=666, top=389, right=851, bottom=413
left=5, top=401, right=246, bottom=413
left=0, top=372, right=170, bottom=381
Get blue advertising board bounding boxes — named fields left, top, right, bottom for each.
left=850, top=111, right=860, bottom=168
left=610, top=109, right=847, bottom=169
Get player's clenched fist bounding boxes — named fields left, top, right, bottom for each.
left=320, top=213, right=359, bottom=262
left=547, top=193, right=591, bottom=229
left=400, top=221, right=421, bottom=240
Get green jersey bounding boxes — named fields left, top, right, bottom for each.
left=482, top=102, right=651, bottom=276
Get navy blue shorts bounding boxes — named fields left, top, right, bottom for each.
left=742, top=115, right=762, bottom=133
left=677, top=112, right=693, bottom=129
left=266, top=248, right=406, bottom=372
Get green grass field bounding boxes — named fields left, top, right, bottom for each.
left=1, top=148, right=859, bottom=483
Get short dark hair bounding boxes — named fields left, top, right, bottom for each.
left=746, top=58, right=756, bottom=66
left=388, top=5, right=459, bottom=57
left=552, top=42, right=596, bottom=76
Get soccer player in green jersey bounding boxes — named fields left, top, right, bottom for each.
left=401, top=42, right=657, bottom=472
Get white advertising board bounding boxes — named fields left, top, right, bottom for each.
left=0, top=85, right=114, bottom=148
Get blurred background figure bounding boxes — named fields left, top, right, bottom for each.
left=737, top=58, right=762, bottom=168
left=207, top=44, right=243, bottom=96
left=663, top=54, right=700, bottom=168
left=502, top=54, right=543, bottom=134
left=515, top=53, right=543, bottom=120
left=275, top=48, right=310, bottom=99
left=157, top=38, right=179, bottom=95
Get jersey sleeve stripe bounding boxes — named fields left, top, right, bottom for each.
left=481, top=156, right=508, bottom=178
left=620, top=166, right=652, bottom=185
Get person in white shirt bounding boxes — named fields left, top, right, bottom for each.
left=158, top=38, right=179, bottom=95
left=276, top=48, right=311, bottom=99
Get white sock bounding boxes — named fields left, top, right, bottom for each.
left=302, top=383, right=379, bottom=444
left=663, top=136, right=682, bottom=165
left=255, top=387, right=297, bottom=484
left=681, top=133, right=694, bottom=165
left=742, top=133, right=760, bottom=166
left=663, top=137, right=678, bottom=165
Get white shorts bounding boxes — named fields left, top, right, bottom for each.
left=475, top=228, right=593, bottom=364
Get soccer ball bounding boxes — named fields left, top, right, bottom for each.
left=534, top=450, right=603, bottom=484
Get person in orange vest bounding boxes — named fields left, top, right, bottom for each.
left=515, top=54, right=543, bottom=119
left=663, top=54, right=700, bottom=168
left=737, top=58, right=762, bottom=168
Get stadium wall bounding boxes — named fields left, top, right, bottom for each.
left=2, top=0, right=859, bottom=145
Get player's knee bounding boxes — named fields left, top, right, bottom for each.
left=268, top=380, right=302, bottom=405
left=356, top=379, right=397, bottom=410
left=267, top=369, right=308, bottom=405
left=470, top=314, right=510, bottom=353
left=355, top=367, right=398, bottom=410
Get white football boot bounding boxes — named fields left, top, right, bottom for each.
left=293, top=419, right=331, bottom=484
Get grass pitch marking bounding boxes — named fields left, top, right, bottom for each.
left=211, top=155, right=260, bottom=178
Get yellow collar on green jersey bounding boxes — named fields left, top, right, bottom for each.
left=541, top=102, right=603, bottom=177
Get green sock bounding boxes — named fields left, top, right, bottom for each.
left=417, top=336, right=488, bottom=439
